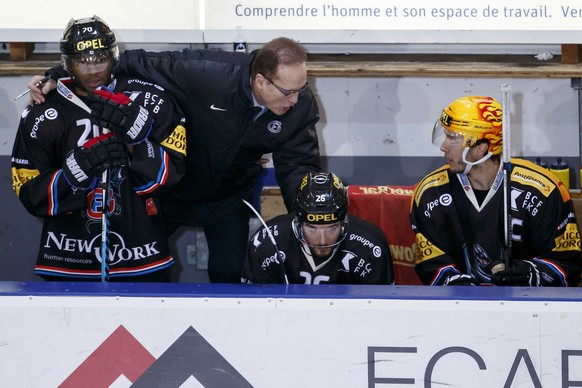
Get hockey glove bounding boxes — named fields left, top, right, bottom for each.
left=490, top=260, right=541, bottom=287
left=443, top=274, right=479, bottom=286
left=89, top=89, right=153, bottom=145
left=62, top=133, right=127, bottom=190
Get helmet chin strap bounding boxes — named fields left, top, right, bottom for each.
left=461, top=147, right=492, bottom=174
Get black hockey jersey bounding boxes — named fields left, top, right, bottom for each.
left=410, top=159, right=581, bottom=286
left=11, top=77, right=186, bottom=279
left=241, top=214, right=394, bottom=284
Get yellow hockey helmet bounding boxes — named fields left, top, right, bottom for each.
left=433, top=96, right=503, bottom=155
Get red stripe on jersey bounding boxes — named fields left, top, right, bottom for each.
left=108, top=255, right=173, bottom=275
left=48, top=171, right=60, bottom=216
left=136, top=151, right=170, bottom=195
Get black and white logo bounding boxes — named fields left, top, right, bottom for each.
left=439, top=193, right=452, bottom=206
left=45, top=108, right=58, bottom=120
left=210, top=104, right=227, bottom=112
left=267, top=120, right=282, bottom=134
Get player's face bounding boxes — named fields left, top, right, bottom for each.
left=439, top=130, right=467, bottom=173
left=253, top=63, right=308, bottom=116
left=72, top=53, right=113, bottom=96
left=302, top=221, right=342, bottom=260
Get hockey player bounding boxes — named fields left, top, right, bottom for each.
left=27, top=36, right=321, bottom=284
left=241, top=172, right=394, bottom=284
left=11, top=16, right=186, bottom=281
left=410, top=95, right=581, bottom=286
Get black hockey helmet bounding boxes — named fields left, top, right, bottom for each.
left=294, top=172, right=348, bottom=225
left=60, top=15, right=119, bottom=74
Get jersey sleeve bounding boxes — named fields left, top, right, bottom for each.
left=124, top=86, right=187, bottom=197
left=241, top=219, right=289, bottom=284
left=12, top=105, right=86, bottom=216
left=409, top=169, right=467, bottom=285
left=520, top=172, right=582, bottom=286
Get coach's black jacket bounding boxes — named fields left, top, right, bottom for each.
left=116, top=48, right=321, bottom=209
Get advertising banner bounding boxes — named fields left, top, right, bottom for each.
left=205, top=0, right=582, bottom=31
left=2, top=0, right=582, bottom=43
left=2, top=289, right=582, bottom=387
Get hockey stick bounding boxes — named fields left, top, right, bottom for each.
left=500, top=83, right=512, bottom=270
left=56, top=79, right=112, bottom=281
left=100, top=169, right=110, bottom=282
left=94, top=87, right=115, bottom=282
left=242, top=199, right=289, bottom=284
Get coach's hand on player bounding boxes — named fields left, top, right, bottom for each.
left=89, top=89, right=153, bottom=145
left=490, top=260, right=541, bottom=286
left=62, top=133, right=127, bottom=190
left=27, top=75, right=56, bottom=105
left=443, top=273, right=479, bottom=286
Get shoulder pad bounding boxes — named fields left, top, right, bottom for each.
left=510, top=158, right=561, bottom=199
left=413, top=166, right=450, bottom=206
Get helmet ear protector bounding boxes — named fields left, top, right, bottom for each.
left=60, top=15, right=119, bottom=75
left=432, top=96, right=503, bottom=155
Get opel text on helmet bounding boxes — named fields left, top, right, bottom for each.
left=432, top=95, right=503, bottom=155
left=60, top=15, right=119, bottom=75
